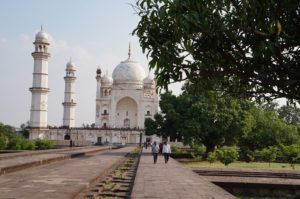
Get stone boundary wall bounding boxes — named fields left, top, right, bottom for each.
left=28, top=128, right=145, bottom=146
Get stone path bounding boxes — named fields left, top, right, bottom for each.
left=0, top=146, right=135, bottom=199
left=0, top=146, right=112, bottom=175
left=131, top=148, right=236, bottom=199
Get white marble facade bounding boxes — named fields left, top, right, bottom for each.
left=95, top=46, right=158, bottom=129
left=28, top=29, right=159, bottom=144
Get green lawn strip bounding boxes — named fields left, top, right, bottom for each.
left=179, top=159, right=300, bottom=171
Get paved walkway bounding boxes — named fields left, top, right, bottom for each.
left=0, top=146, right=135, bottom=199
left=0, top=146, right=111, bottom=175
left=131, top=148, right=236, bottom=199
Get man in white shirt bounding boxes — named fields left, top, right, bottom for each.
left=162, top=141, right=171, bottom=163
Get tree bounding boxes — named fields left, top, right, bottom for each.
left=217, top=146, right=239, bottom=167
left=207, top=151, right=218, bottom=165
left=280, top=144, right=300, bottom=169
left=260, top=146, right=278, bottom=167
left=278, top=105, right=300, bottom=126
left=180, top=86, right=244, bottom=154
left=238, top=104, right=300, bottom=151
left=0, top=134, right=6, bottom=150
left=146, top=84, right=245, bottom=155
left=133, top=0, right=300, bottom=102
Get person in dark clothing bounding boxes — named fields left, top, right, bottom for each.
left=162, top=141, right=171, bottom=163
left=159, top=143, right=163, bottom=154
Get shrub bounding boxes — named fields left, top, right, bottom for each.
left=0, top=135, right=6, bottom=150
left=207, top=151, right=218, bottom=165
left=6, top=136, right=35, bottom=150
left=6, top=136, right=23, bottom=150
left=240, top=147, right=255, bottom=162
left=191, top=144, right=206, bottom=154
left=190, top=144, right=205, bottom=160
left=260, top=146, right=277, bottom=167
left=217, top=146, right=239, bottom=167
left=171, top=146, right=188, bottom=155
left=21, top=139, right=35, bottom=150
left=280, top=144, right=300, bottom=169
left=35, top=139, right=54, bottom=150
left=191, top=152, right=202, bottom=161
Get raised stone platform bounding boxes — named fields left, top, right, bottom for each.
left=0, top=146, right=112, bottom=175
left=0, top=146, right=135, bottom=199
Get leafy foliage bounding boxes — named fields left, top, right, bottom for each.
left=260, top=146, right=278, bottom=167
left=145, top=85, right=300, bottom=157
left=278, top=105, right=300, bottom=126
left=0, top=122, right=35, bottom=150
left=35, top=139, right=54, bottom=150
left=239, top=147, right=255, bottom=163
left=217, top=146, right=239, bottom=167
left=238, top=102, right=299, bottom=151
left=0, top=135, right=6, bottom=150
left=133, top=0, right=300, bottom=102
left=280, top=144, right=300, bottom=169
left=207, top=151, right=218, bottom=165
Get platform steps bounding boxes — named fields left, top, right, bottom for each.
left=194, top=169, right=300, bottom=179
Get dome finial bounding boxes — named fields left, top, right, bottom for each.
left=128, top=42, right=131, bottom=59
left=41, top=24, right=43, bottom=32
left=96, top=66, right=102, bottom=75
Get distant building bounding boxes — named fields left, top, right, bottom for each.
left=95, top=44, right=158, bottom=129
left=28, top=28, right=159, bottom=145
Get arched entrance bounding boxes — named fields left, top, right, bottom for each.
left=64, top=134, right=70, bottom=140
left=116, top=97, right=138, bottom=128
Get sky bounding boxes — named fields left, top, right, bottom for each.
left=0, top=0, right=182, bottom=128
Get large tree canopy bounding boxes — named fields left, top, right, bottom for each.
left=133, top=0, right=300, bottom=102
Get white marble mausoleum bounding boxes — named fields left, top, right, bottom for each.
left=28, top=27, right=159, bottom=145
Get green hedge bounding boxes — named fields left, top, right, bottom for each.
left=35, top=139, right=54, bottom=150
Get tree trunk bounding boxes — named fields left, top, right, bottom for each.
left=203, top=144, right=216, bottom=159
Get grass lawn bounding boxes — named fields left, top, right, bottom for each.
left=179, top=159, right=300, bottom=171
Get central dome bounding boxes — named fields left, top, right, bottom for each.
left=112, top=58, right=146, bottom=84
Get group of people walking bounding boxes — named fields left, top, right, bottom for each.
left=150, top=141, right=171, bottom=164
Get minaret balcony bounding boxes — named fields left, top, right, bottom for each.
left=29, top=87, right=49, bottom=93
left=31, top=52, right=51, bottom=59
left=62, top=102, right=77, bottom=106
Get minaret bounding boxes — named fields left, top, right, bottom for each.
left=29, top=26, right=50, bottom=128
left=95, top=67, right=102, bottom=127
left=62, top=59, right=77, bottom=127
